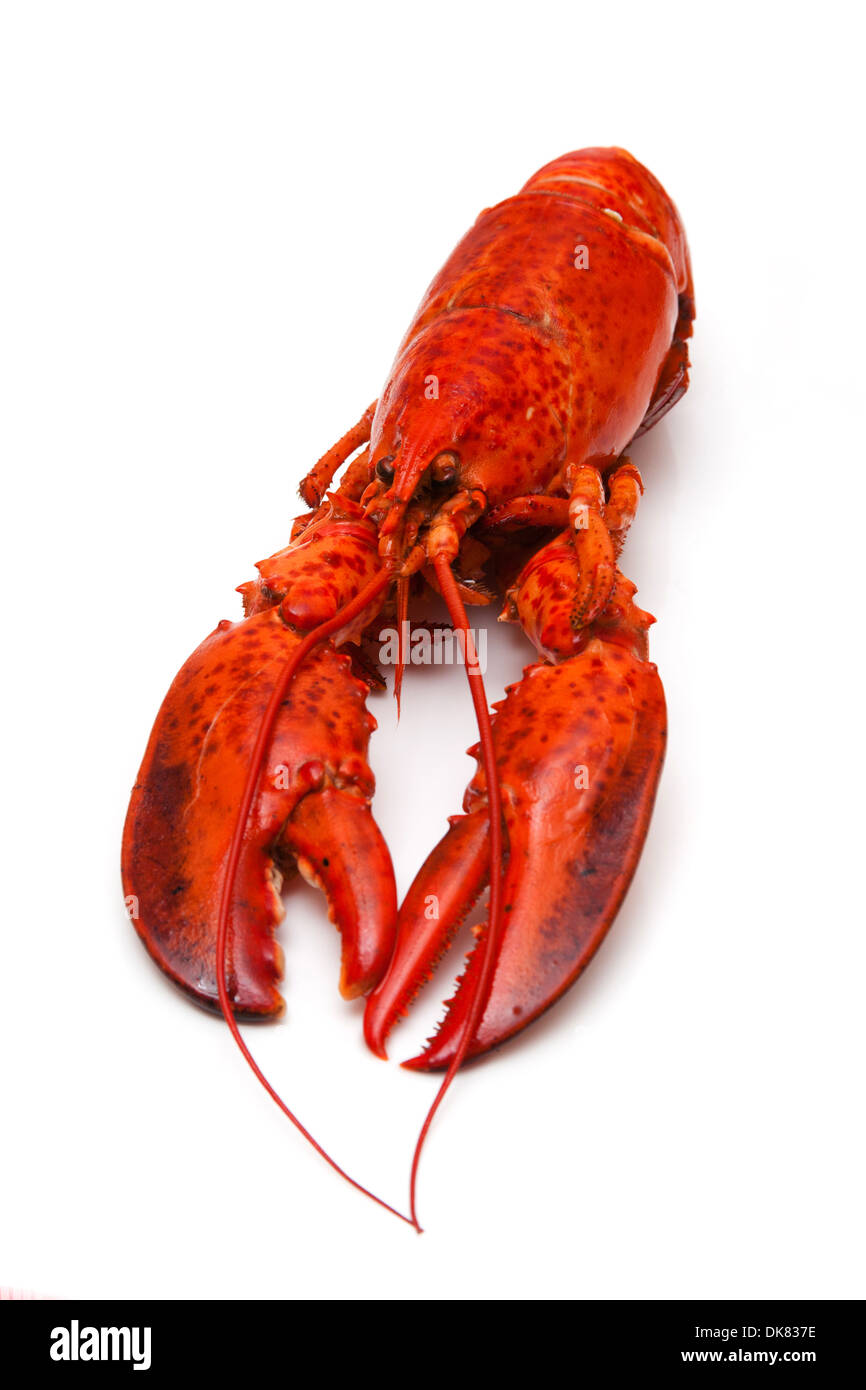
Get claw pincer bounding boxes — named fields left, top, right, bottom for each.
left=365, top=549, right=666, bottom=1068
left=122, top=502, right=396, bottom=1015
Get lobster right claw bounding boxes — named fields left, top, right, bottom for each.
left=122, top=603, right=397, bottom=1018
left=364, top=640, right=666, bottom=1069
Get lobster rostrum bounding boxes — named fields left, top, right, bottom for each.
left=122, top=147, right=694, bottom=1228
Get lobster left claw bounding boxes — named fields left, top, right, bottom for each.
left=364, top=635, right=666, bottom=1068
left=122, top=516, right=398, bottom=1017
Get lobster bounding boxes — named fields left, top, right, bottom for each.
left=122, top=146, right=694, bottom=1229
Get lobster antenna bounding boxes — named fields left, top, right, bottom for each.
left=394, top=575, right=410, bottom=715
left=216, top=566, right=413, bottom=1227
left=407, top=556, right=506, bottom=1232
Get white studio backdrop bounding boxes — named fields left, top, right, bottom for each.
left=1, top=1, right=863, bottom=1300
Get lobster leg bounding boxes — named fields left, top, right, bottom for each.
left=602, top=460, right=643, bottom=550
left=299, top=401, right=377, bottom=508
left=483, top=496, right=571, bottom=532
left=364, top=489, right=666, bottom=1069
left=482, top=460, right=641, bottom=540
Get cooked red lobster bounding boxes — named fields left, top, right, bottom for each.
left=122, top=146, right=694, bottom=1227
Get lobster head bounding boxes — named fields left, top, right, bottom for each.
left=366, top=145, right=693, bottom=540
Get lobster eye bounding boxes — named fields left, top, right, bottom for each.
left=430, top=451, right=459, bottom=487
left=376, top=456, right=395, bottom=484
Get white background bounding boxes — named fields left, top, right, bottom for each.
left=2, top=1, right=863, bottom=1301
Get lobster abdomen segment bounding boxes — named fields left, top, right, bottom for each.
left=522, top=146, right=692, bottom=299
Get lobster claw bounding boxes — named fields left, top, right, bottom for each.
left=364, top=640, right=666, bottom=1068
left=122, top=603, right=397, bottom=1016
